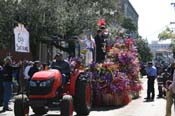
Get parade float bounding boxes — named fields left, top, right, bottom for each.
left=75, top=19, right=143, bottom=107
left=86, top=35, right=142, bottom=106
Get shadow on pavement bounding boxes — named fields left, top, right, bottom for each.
left=0, top=110, right=5, bottom=113
left=91, top=105, right=125, bottom=111
left=143, top=99, right=154, bottom=102
left=30, top=114, right=88, bottom=116
left=30, top=114, right=90, bottom=116
left=29, top=105, right=125, bottom=116
left=132, top=96, right=141, bottom=100
left=30, top=114, right=60, bottom=116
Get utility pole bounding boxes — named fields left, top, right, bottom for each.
left=170, top=1, right=175, bottom=29
left=171, top=2, right=175, bottom=6
left=171, top=0, right=175, bottom=13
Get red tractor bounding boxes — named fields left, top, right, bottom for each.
left=14, top=61, right=92, bottom=116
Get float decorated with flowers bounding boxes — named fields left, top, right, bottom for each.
left=86, top=35, right=142, bottom=106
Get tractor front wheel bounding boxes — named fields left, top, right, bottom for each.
left=14, top=94, right=29, bottom=116
left=61, top=95, right=73, bottom=116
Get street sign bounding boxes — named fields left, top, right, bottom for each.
left=14, top=24, right=30, bottom=53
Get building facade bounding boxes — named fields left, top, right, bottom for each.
left=120, top=0, right=138, bottom=25
left=149, top=40, right=173, bottom=64
left=119, top=0, right=139, bottom=38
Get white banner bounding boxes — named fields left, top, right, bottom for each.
left=14, top=24, right=30, bottom=53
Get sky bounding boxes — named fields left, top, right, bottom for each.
left=129, top=0, right=175, bottom=43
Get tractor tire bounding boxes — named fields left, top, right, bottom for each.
left=61, top=95, right=73, bottom=116
left=14, top=94, right=29, bottom=116
left=74, top=78, right=92, bottom=115
left=32, top=106, right=48, bottom=115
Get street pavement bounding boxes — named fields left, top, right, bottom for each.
left=0, top=77, right=174, bottom=116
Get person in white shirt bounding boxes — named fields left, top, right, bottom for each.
left=24, top=61, right=33, bottom=80
left=23, top=61, right=33, bottom=91
left=84, top=34, right=96, bottom=66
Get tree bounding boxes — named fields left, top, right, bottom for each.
left=14, top=0, right=60, bottom=59
left=92, top=0, right=122, bottom=25
left=0, top=0, right=123, bottom=59
left=0, top=0, right=18, bottom=49
left=135, top=38, right=153, bottom=62
left=55, top=0, right=122, bottom=37
left=121, top=17, right=137, bottom=33
left=0, top=0, right=60, bottom=59
left=158, top=27, right=175, bottom=58
left=50, top=0, right=122, bottom=55
left=158, top=27, right=175, bottom=40
left=55, top=0, right=97, bottom=37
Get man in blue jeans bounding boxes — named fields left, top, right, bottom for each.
left=0, top=62, right=3, bottom=106
left=2, top=57, right=13, bottom=111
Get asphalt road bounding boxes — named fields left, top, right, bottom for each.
left=0, top=77, right=174, bottom=116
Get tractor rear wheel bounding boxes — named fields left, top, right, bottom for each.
left=14, top=94, right=29, bottom=116
left=61, top=95, right=73, bottom=116
left=74, top=77, right=92, bottom=115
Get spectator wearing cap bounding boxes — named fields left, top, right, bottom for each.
left=24, top=61, right=33, bottom=80
left=28, top=61, right=40, bottom=79
left=145, top=61, right=157, bottom=101
left=23, top=61, right=33, bottom=91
